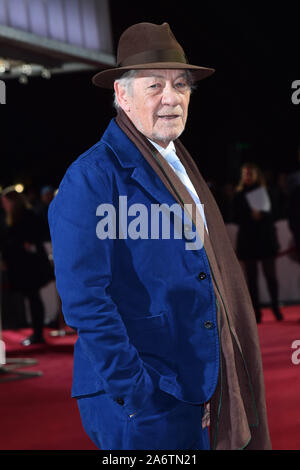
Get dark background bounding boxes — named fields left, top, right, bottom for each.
left=1, top=1, right=299, bottom=192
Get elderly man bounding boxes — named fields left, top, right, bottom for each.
left=48, top=22, right=271, bottom=450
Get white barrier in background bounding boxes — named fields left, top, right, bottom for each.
left=226, top=220, right=300, bottom=304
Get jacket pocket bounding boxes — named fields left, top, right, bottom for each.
left=123, top=311, right=168, bottom=333
left=123, top=311, right=176, bottom=375
left=128, top=386, right=182, bottom=422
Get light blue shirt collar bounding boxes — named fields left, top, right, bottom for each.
left=147, top=138, right=176, bottom=161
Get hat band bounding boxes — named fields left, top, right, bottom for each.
left=118, top=48, right=187, bottom=67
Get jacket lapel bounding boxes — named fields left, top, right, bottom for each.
left=130, top=165, right=182, bottom=209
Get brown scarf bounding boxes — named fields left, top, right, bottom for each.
left=116, top=109, right=272, bottom=450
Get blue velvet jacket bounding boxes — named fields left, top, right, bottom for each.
left=48, top=119, right=220, bottom=416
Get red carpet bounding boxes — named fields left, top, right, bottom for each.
left=0, top=328, right=97, bottom=450
left=0, top=306, right=299, bottom=450
left=257, top=305, right=300, bottom=450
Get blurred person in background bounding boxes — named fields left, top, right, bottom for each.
left=287, top=146, right=300, bottom=261
left=36, top=185, right=56, bottom=242
left=263, top=169, right=289, bottom=221
left=24, top=184, right=44, bottom=213
left=217, top=182, right=235, bottom=223
left=233, top=162, right=284, bottom=323
left=275, top=172, right=289, bottom=220
left=32, top=185, right=70, bottom=336
left=287, top=146, right=300, bottom=322
left=0, top=187, right=54, bottom=345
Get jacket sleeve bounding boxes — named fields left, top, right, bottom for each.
left=48, top=159, right=155, bottom=415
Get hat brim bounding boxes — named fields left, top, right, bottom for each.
left=92, top=63, right=215, bottom=89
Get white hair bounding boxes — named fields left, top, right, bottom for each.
left=113, top=70, right=140, bottom=110
left=113, top=69, right=195, bottom=110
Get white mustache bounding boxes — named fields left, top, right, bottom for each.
left=157, top=108, right=183, bottom=117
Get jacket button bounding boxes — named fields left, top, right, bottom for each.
left=198, top=272, right=207, bottom=280
left=116, top=397, right=125, bottom=406
left=204, top=321, right=214, bottom=329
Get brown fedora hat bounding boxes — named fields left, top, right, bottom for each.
left=92, top=22, right=215, bottom=88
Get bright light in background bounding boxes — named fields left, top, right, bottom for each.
left=14, top=184, right=24, bottom=193
left=0, top=60, right=6, bottom=73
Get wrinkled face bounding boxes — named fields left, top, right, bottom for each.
left=115, top=69, right=192, bottom=148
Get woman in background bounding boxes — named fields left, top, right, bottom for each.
left=233, top=163, right=283, bottom=323
left=0, top=187, right=54, bottom=345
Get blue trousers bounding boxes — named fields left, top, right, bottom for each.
left=77, top=388, right=210, bottom=450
